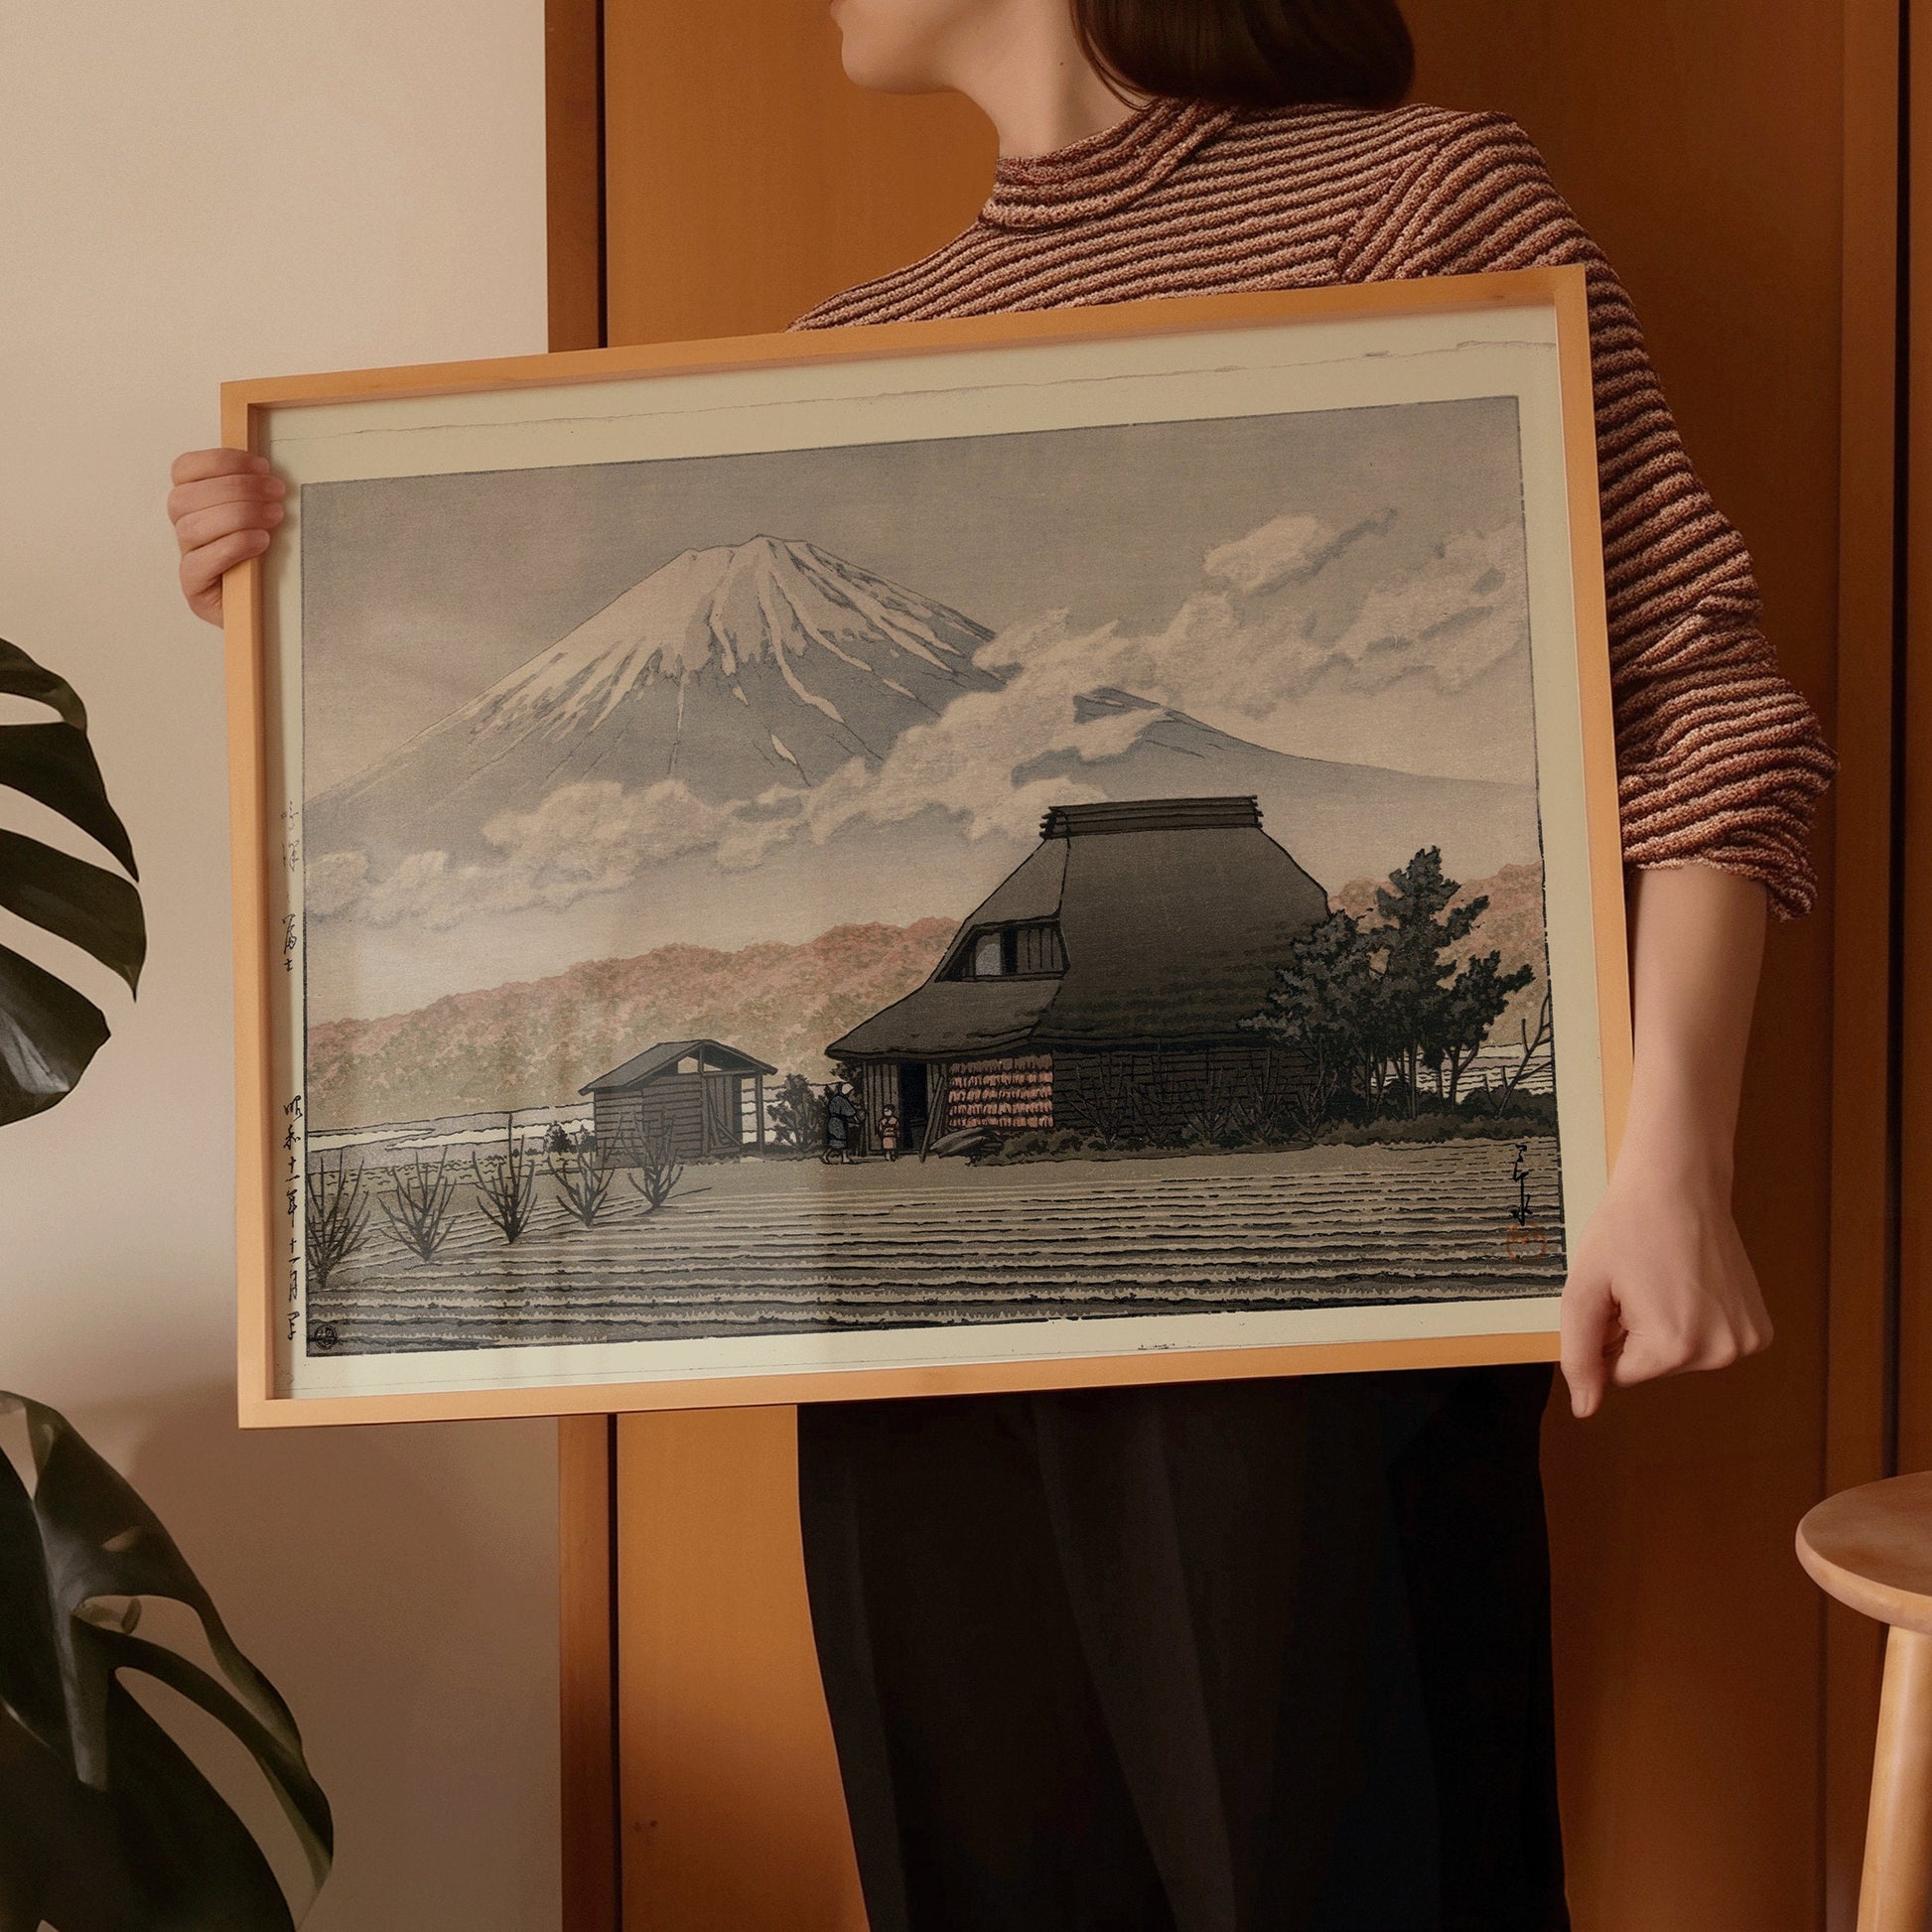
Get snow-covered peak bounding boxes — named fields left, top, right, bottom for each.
left=462, top=536, right=994, bottom=741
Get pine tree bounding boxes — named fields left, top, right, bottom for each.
left=1429, top=950, right=1535, bottom=1103
left=1244, top=909, right=1383, bottom=1132
left=1372, top=848, right=1536, bottom=1114
left=768, top=1071, right=822, bottom=1150
left=1248, top=846, right=1536, bottom=1129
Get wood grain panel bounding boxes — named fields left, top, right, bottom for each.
left=603, top=3, right=993, bottom=344
left=1899, top=0, right=1932, bottom=1477
left=561, top=1413, right=621, bottom=1932
left=1401, top=3, right=1851, bottom=1926
left=1826, top=4, right=1904, bottom=1921
left=615, top=1408, right=866, bottom=1932
left=546, top=0, right=604, bottom=353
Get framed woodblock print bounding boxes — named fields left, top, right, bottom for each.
left=225, top=269, right=1629, bottom=1427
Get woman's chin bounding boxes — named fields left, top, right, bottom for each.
left=842, top=64, right=951, bottom=94
left=829, top=10, right=950, bottom=93
left=834, top=45, right=948, bottom=93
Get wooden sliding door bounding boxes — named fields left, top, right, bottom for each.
left=553, top=1, right=1904, bottom=1925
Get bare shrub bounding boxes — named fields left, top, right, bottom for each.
left=1498, top=992, right=1554, bottom=1105
left=473, top=1113, right=538, bottom=1243
left=306, top=1152, right=369, bottom=1289
left=549, top=1136, right=617, bottom=1228
left=623, top=1122, right=686, bottom=1212
left=1181, top=1095, right=1269, bottom=1149
left=1470, top=993, right=1555, bottom=1115
left=1058, top=1055, right=1155, bottom=1148
left=378, top=1152, right=460, bottom=1262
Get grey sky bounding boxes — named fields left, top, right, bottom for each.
left=301, top=396, right=1525, bottom=791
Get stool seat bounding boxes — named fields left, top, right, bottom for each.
left=1799, top=1471, right=1932, bottom=1636
left=1799, top=1472, right=1932, bottom=1932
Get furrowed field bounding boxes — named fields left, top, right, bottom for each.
left=304, top=1139, right=1565, bottom=1356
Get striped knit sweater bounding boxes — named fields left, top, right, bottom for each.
left=796, top=97, right=1835, bottom=917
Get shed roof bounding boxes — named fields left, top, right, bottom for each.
left=829, top=796, right=1329, bottom=1061
left=582, top=1038, right=777, bottom=1094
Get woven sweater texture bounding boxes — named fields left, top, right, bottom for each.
left=795, top=96, right=1836, bottom=917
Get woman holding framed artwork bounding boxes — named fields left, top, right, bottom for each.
left=169, top=0, right=1834, bottom=1925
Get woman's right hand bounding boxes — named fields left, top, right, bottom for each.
left=168, top=449, right=287, bottom=625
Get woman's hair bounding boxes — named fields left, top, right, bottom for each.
left=1071, top=0, right=1415, bottom=110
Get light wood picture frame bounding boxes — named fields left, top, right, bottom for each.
left=225, top=269, right=1628, bottom=1428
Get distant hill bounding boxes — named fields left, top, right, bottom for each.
left=1018, top=688, right=1537, bottom=893
left=307, top=917, right=956, bottom=1130
left=308, top=860, right=1548, bottom=1130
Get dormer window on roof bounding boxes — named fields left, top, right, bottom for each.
left=953, top=921, right=1066, bottom=981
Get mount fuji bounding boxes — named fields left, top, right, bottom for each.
left=307, top=535, right=1003, bottom=862
left=306, top=535, right=1540, bottom=1001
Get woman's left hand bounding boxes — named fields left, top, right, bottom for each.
left=1557, top=865, right=1775, bottom=1420
left=1559, top=1145, right=1772, bottom=1420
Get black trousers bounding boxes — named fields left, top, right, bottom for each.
left=798, top=1366, right=1566, bottom=1932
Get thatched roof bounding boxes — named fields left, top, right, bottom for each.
left=829, top=797, right=1328, bottom=1061
left=583, top=1038, right=776, bottom=1093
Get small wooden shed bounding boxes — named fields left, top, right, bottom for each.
left=580, top=1038, right=776, bottom=1162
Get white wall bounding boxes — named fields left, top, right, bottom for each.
left=0, top=5, right=560, bottom=1927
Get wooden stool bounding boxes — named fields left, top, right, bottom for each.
left=1799, top=1473, right=1932, bottom=1932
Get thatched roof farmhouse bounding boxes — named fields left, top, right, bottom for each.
left=828, top=797, right=1328, bottom=1151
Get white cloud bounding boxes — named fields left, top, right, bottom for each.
left=305, top=850, right=370, bottom=918
left=360, top=849, right=468, bottom=928
left=309, top=778, right=745, bottom=925
left=481, top=778, right=734, bottom=884
left=794, top=613, right=1141, bottom=847
left=1201, top=510, right=1337, bottom=596
left=1165, top=515, right=1528, bottom=708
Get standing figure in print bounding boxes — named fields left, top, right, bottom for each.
left=822, top=1081, right=862, bottom=1166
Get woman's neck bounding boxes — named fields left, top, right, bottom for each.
left=947, top=5, right=1143, bottom=157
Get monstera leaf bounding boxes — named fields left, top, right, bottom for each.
left=0, top=638, right=145, bottom=1125
left=0, top=1394, right=333, bottom=1931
